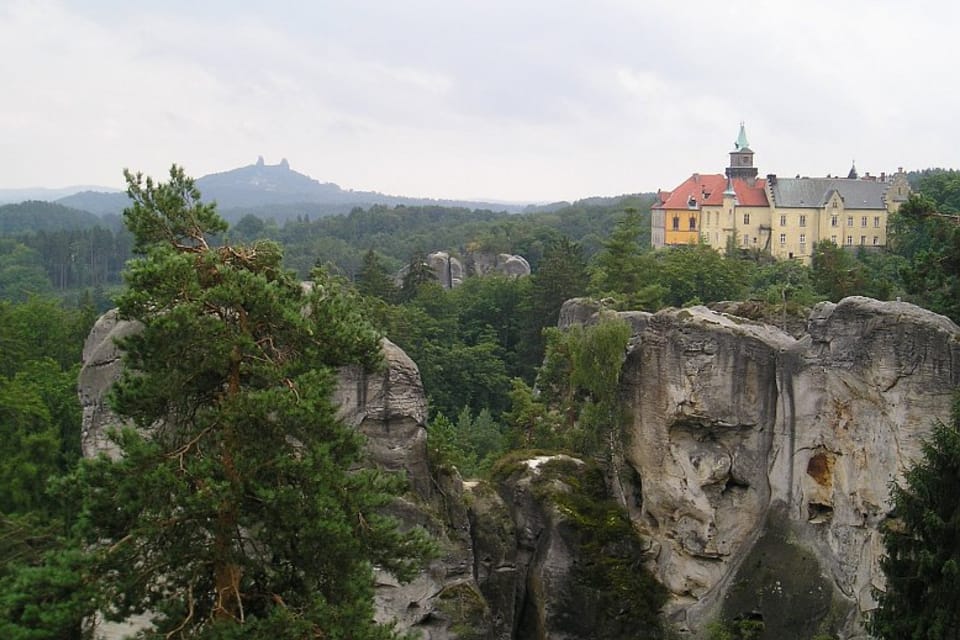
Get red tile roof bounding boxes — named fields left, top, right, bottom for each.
left=654, top=173, right=768, bottom=209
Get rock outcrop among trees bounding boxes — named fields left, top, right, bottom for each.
left=80, top=294, right=960, bottom=639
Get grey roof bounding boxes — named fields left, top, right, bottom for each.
left=771, top=178, right=888, bottom=209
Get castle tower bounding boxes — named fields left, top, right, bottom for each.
left=726, top=122, right=758, bottom=185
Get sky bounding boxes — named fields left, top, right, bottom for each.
left=1, top=0, right=957, bottom=203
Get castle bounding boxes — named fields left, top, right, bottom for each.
left=650, top=124, right=911, bottom=262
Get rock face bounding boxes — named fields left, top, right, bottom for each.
left=427, top=251, right=465, bottom=289
left=466, top=252, right=531, bottom=279
left=409, top=251, right=530, bottom=290
left=467, top=455, right=666, bottom=640
left=561, top=296, right=960, bottom=638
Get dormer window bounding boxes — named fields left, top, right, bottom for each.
left=687, top=195, right=698, bottom=209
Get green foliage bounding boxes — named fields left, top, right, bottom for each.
left=398, top=251, right=437, bottom=302
left=590, top=208, right=665, bottom=309
left=355, top=249, right=398, bottom=303
left=706, top=618, right=765, bottom=640
left=811, top=240, right=868, bottom=301
left=886, top=194, right=960, bottom=321
left=37, top=166, right=436, bottom=639
left=507, top=317, right=631, bottom=455
left=656, top=243, right=749, bottom=308
left=427, top=408, right=507, bottom=479
left=500, top=379, right=565, bottom=450
left=0, top=201, right=102, bottom=234
left=530, top=235, right=589, bottom=350
left=750, top=257, right=818, bottom=308
left=0, top=547, right=96, bottom=640
left=869, top=399, right=960, bottom=639
left=916, top=169, right=960, bottom=213
left=0, top=240, right=53, bottom=301
left=532, top=459, right=669, bottom=638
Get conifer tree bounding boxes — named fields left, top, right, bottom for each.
left=72, top=166, right=432, bottom=639
left=869, top=402, right=960, bottom=639
left=355, top=249, right=398, bottom=303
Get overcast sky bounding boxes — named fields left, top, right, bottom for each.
left=1, top=0, right=957, bottom=202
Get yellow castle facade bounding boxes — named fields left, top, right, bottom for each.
left=651, top=124, right=910, bottom=263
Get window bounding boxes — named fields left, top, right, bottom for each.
left=831, top=215, right=838, bottom=227
left=861, top=216, right=867, bottom=227
left=780, top=214, right=787, bottom=226
left=743, top=234, right=749, bottom=246
left=689, top=216, right=697, bottom=231
left=847, top=216, right=853, bottom=226
left=799, top=215, right=807, bottom=227
left=779, top=233, right=786, bottom=245
left=873, top=236, right=879, bottom=246
left=846, top=235, right=853, bottom=246
left=672, top=216, right=680, bottom=230
left=831, top=235, right=837, bottom=244
left=799, top=233, right=806, bottom=244
left=743, top=213, right=750, bottom=225
left=874, top=216, right=881, bottom=228
left=861, top=235, right=866, bottom=245
left=832, top=200, right=838, bottom=209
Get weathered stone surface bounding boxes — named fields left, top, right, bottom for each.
left=563, top=296, right=960, bottom=638
left=427, top=251, right=465, bottom=289
left=78, top=308, right=140, bottom=459
left=465, top=252, right=531, bottom=279
left=468, top=455, right=665, bottom=640
left=334, top=338, right=433, bottom=498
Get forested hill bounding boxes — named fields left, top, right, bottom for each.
left=0, top=191, right=652, bottom=307
left=0, top=201, right=108, bottom=234
left=54, top=158, right=537, bottom=222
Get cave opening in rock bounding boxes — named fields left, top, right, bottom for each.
left=807, top=502, right=834, bottom=523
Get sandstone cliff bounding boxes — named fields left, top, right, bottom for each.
left=561, top=296, right=960, bottom=638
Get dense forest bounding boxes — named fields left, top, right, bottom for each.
left=1, top=167, right=959, bottom=636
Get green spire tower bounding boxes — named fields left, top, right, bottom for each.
left=727, top=121, right=758, bottom=184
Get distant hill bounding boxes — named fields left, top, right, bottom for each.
left=52, top=158, right=531, bottom=222
left=0, top=185, right=120, bottom=205
left=56, top=191, right=130, bottom=216
left=0, top=201, right=105, bottom=234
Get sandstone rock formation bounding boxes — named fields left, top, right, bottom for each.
left=81, top=295, right=960, bottom=639
left=404, top=251, right=530, bottom=291
left=427, top=251, right=465, bottom=289
left=465, top=252, right=531, bottom=279
left=561, top=296, right=960, bottom=638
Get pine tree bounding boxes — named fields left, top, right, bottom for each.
left=355, top=249, right=398, bottom=303
left=869, top=401, right=960, bottom=639
left=72, top=166, right=432, bottom=639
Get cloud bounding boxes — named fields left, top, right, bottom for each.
left=1, top=0, right=959, bottom=200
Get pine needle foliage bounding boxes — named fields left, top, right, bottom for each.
left=73, top=166, right=433, bottom=639
left=869, top=399, right=960, bottom=640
